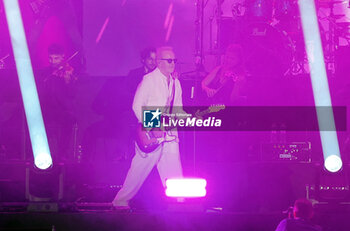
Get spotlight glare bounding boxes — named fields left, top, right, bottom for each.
left=324, top=155, right=343, bottom=173
left=34, top=153, right=53, bottom=170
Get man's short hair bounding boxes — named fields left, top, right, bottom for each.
left=140, top=47, right=156, bottom=60
left=294, top=198, right=314, bottom=219
left=156, top=46, right=174, bottom=59
left=48, top=44, right=64, bottom=55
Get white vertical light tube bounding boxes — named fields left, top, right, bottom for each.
left=298, top=0, right=342, bottom=172
left=3, top=0, right=52, bottom=169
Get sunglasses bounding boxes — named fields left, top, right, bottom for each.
left=160, top=58, right=178, bottom=64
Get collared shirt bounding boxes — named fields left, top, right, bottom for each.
left=132, top=67, right=184, bottom=124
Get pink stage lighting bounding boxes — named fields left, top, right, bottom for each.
left=165, top=178, right=207, bottom=198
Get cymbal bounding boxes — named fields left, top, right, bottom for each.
left=317, top=0, right=346, bottom=7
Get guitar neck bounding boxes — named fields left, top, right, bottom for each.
left=196, top=109, right=211, bottom=118
left=196, top=105, right=225, bottom=118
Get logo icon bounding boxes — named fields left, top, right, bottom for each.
left=143, top=108, right=162, bottom=128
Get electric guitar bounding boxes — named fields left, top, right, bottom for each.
left=136, top=105, right=225, bottom=153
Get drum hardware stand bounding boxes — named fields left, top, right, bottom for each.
left=276, top=27, right=301, bottom=76
left=185, top=0, right=208, bottom=76
left=180, top=0, right=209, bottom=175
left=0, top=54, right=9, bottom=69
left=280, top=16, right=307, bottom=75
left=215, top=0, right=223, bottom=65
left=319, top=1, right=343, bottom=77
left=209, top=15, right=214, bottom=52
left=326, top=5, right=338, bottom=77
left=288, top=58, right=302, bottom=76
left=288, top=42, right=307, bottom=76
left=72, top=122, right=82, bottom=163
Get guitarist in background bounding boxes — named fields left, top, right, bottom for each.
left=112, top=47, right=184, bottom=209
left=201, top=44, right=247, bottom=106
left=201, top=44, right=248, bottom=162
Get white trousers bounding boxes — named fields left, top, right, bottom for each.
left=112, top=140, right=183, bottom=206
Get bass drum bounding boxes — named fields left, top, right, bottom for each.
left=239, top=22, right=294, bottom=77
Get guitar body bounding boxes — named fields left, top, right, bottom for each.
left=135, top=124, right=166, bottom=153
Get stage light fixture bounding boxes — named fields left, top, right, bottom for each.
left=165, top=178, right=207, bottom=198
left=298, top=0, right=342, bottom=172
left=3, top=0, right=52, bottom=169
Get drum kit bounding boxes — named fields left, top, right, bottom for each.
left=218, top=0, right=350, bottom=76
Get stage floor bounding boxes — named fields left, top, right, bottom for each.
left=1, top=203, right=350, bottom=231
